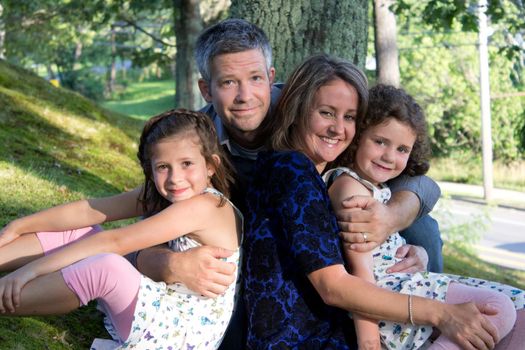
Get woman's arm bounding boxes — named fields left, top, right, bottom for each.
left=0, top=187, right=144, bottom=247
left=308, top=265, right=499, bottom=350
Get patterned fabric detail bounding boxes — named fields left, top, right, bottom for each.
left=92, top=188, right=243, bottom=350
left=244, top=151, right=355, bottom=349
left=326, top=167, right=525, bottom=350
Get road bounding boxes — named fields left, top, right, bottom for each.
left=434, top=198, right=525, bottom=271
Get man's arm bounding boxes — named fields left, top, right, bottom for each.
left=335, top=190, right=420, bottom=249
left=135, top=245, right=237, bottom=298
left=336, top=174, right=441, bottom=249
left=388, top=174, right=441, bottom=219
left=331, top=174, right=429, bottom=272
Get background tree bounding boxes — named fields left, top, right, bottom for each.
left=229, top=0, right=368, bottom=81
left=374, top=0, right=400, bottom=86
left=0, top=3, right=5, bottom=59
left=174, top=0, right=203, bottom=110
left=394, top=0, right=525, bottom=161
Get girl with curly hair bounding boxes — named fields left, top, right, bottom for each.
left=324, top=84, right=524, bottom=350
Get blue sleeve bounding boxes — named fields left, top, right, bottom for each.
left=387, top=174, right=441, bottom=219
left=267, top=152, right=344, bottom=275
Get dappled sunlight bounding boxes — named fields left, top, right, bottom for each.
left=0, top=85, right=134, bottom=147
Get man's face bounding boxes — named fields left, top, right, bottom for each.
left=198, top=49, right=275, bottom=147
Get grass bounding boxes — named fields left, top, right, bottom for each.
left=429, top=155, right=525, bottom=192
left=101, top=80, right=176, bottom=120
left=443, top=244, right=525, bottom=290
left=0, top=59, right=144, bottom=348
left=0, top=63, right=523, bottom=348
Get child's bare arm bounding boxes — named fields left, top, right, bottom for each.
left=0, top=187, right=144, bottom=247
left=328, top=175, right=381, bottom=348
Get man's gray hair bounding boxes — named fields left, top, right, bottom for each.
left=195, top=18, right=272, bottom=83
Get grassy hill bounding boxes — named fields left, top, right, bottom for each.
left=0, top=59, right=144, bottom=349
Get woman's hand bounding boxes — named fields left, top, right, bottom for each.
left=0, top=223, right=21, bottom=249
left=0, top=266, right=35, bottom=313
left=437, top=302, right=499, bottom=350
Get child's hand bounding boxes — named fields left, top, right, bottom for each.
left=0, top=267, right=35, bottom=313
left=386, top=245, right=428, bottom=274
left=0, top=224, right=21, bottom=248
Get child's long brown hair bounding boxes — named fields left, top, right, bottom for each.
left=137, top=109, right=235, bottom=217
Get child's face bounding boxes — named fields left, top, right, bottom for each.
left=150, top=134, right=215, bottom=202
left=354, top=118, right=416, bottom=185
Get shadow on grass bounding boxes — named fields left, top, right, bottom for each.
left=0, top=94, right=134, bottom=197
left=0, top=60, right=143, bottom=145
left=0, top=298, right=106, bottom=349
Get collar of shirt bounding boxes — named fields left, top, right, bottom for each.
left=202, top=83, right=284, bottom=160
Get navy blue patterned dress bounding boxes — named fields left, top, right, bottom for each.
left=243, top=151, right=357, bottom=349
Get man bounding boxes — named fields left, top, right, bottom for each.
left=135, top=19, right=443, bottom=348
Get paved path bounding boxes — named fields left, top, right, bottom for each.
left=437, top=182, right=525, bottom=271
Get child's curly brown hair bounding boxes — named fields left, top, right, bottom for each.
left=335, top=84, right=430, bottom=177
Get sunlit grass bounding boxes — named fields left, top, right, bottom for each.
left=429, top=156, right=525, bottom=192
left=0, top=59, right=143, bottom=348
left=102, top=80, right=176, bottom=120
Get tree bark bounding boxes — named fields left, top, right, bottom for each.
left=107, top=24, right=117, bottom=96
left=174, top=0, right=204, bottom=110
left=374, top=0, right=400, bottom=87
left=230, top=0, right=368, bottom=82
left=0, top=3, right=5, bottom=59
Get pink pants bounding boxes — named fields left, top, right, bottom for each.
left=429, top=282, right=517, bottom=349
left=37, top=227, right=140, bottom=341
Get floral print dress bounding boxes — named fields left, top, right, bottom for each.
left=91, top=188, right=243, bottom=350
left=323, top=167, right=525, bottom=350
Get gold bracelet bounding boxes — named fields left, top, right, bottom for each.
left=408, top=294, right=415, bottom=325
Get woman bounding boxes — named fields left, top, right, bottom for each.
left=243, top=54, right=501, bottom=349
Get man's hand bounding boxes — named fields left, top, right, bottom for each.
left=386, top=244, right=428, bottom=273
left=336, top=195, right=395, bottom=252
left=168, top=246, right=236, bottom=298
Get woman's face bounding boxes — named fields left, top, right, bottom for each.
left=300, top=78, right=359, bottom=173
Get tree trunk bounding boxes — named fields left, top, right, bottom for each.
left=107, top=24, right=117, bottom=96
left=374, top=0, right=400, bottom=87
left=230, top=0, right=368, bottom=82
left=174, top=0, right=204, bottom=110
left=0, top=3, right=5, bottom=60
left=46, top=64, right=56, bottom=80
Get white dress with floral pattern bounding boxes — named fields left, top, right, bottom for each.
left=91, top=188, right=243, bottom=350
left=323, top=167, right=524, bottom=350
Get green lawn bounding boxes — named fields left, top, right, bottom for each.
left=0, top=59, right=142, bottom=349
left=429, top=155, right=525, bottom=193
left=102, top=80, right=176, bottom=120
